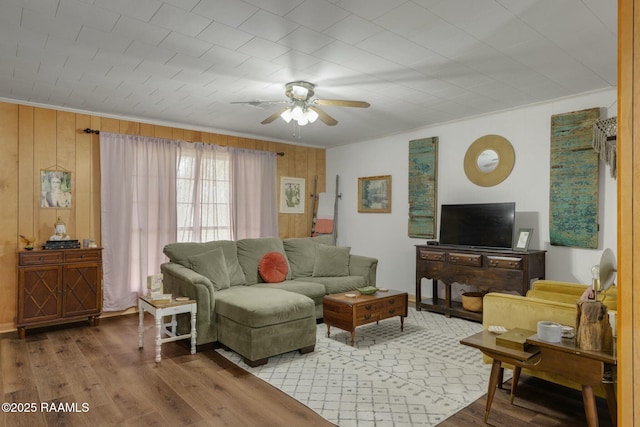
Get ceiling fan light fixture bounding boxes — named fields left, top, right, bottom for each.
left=291, top=85, right=308, bottom=99
left=285, top=81, right=315, bottom=101
left=280, top=108, right=293, bottom=123
left=306, top=108, right=319, bottom=123
left=238, top=80, right=368, bottom=128
left=291, top=105, right=304, bottom=120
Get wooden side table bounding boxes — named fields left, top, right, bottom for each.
left=461, top=331, right=616, bottom=427
left=138, top=296, right=197, bottom=362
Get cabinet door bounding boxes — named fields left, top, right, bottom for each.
left=63, top=262, right=101, bottom=318
left=18, top=266, right=62, bottom=324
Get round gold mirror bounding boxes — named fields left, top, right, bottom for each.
left=464, top=135, right=515, bottom=187
left=477, top=149, right=499, bottom=172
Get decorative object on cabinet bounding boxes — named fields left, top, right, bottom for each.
left=415, top=244, right=546, bottom=321
left=17, top=248, right=102, bottom=338
left=514, top=228, right=533, bottom=252
left=20, top=235, right=35, bottom=250
left=358, top=175, right=391, bottom=213
left=280, top=176, right=305, bottom=213
left=40, top=170, right=72, bottom=208
left=408, top=137, right=438, bottom=238
left=550, top=107, right=600, bottom=248
left=463, top=135, right=515, bottom=187
left=592, top=116, right=617, bottom=178
left=49, top=216, right=70, bottom=240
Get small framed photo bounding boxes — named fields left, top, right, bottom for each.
left=358, top=175, right=391, bottom=213
left=280, top=177, right=305, bottom=214
left=40, top=170, right=72, bottom=208
left=514, top=228, right=533, bottom=251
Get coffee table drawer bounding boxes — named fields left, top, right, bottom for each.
left=384, top=295, right=405, bottom=308
left=356, top=310, right=381, bottom=323
left=355, top=302, right=382, bottom=316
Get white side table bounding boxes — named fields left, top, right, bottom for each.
left=138, top=296, right=197, bottom=362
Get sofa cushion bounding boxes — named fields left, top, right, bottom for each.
left=253, top=280, right=326, bottom=304
left=258, top=252, right=288, bottom=283
left=298, top=276, right=366, bottom=294
left=237, top=237, right=291, bottom=285
left=187, top=248, right=230, bottom=291
left=312, top=244, right=350, bottom=277
left=283, top=236, right=335, bottom=278
left=215, top=287, right=314, bottom=328
left=164, top=240, right=246, bottom=286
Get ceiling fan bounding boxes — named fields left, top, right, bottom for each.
left=231, top=81, right=370, bottom=126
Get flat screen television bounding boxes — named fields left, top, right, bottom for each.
left=439, top=202, right=515, bottom=249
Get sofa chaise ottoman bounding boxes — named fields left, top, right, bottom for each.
left=215, top=287, right=316, bottom=366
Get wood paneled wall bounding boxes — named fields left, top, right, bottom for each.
left=618, top=0, right=639, bottom=424
left=0, top=101, right=325, bottom=333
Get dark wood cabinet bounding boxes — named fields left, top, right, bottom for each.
left=415, top=245, right=546, bottom=321
left=17, top=248, right=102, bottom=338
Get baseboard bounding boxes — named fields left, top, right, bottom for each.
left=0, top=306, right=139, bottom=337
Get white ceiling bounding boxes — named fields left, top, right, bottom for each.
left=0, top=0, right=617, bottom=148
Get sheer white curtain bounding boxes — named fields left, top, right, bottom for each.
left=232, top=148, right=278, bottom=239
left=100, top=134, right=278, bottom=311
left=100, top=132, right=178, bottom=311
left=177, top=142, right=233, bottom=242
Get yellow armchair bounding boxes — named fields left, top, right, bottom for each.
left=525, top=279, right=617, bottom=311
left=482, top=280, right=617, bottom=395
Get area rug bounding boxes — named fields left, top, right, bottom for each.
left=216, top=308, right=493, bottom=427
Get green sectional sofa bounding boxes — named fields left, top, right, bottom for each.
left=160, top=235, right=378, bottom=366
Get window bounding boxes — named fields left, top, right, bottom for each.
left=176, top=144, right=233, bottom=242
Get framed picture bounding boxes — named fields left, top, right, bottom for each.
left=514, top=228, right=533, bottom=251
left=40, top=170, right=72, bottom=208
left=280, top=177, right=305, bottom=213
left=358, top=175, right=391, bottom=213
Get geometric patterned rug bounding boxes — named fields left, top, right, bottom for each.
left=216, top=307, right=496, bottom=426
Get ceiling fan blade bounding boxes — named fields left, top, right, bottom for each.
left=261, top=108, right=288, bottom=124
left=313, top=99, right=370, bottom=108
left=231, top=100, right=289, bottom=107
left=308, top=106, right=338, bottom=126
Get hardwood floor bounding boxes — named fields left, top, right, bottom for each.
left=438, top=376, right=615, bottom=427
left=3, top=314, right=616, bottom=427
left=1, top=314, right=334, bottom=427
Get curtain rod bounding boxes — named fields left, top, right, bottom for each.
left=82, top=128, right=285, bottom=156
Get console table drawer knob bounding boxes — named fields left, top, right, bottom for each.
left=388, top=309, right=396, bottom=315
left=364, top=314, right=371, bottom=320
left=365, top=304, right=372, bottom=310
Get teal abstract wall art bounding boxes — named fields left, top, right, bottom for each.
left=549, top=107, right=600, bottom=248
left=408, top=137, right=438, bottom=238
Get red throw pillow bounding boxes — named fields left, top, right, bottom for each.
left=258, top=252, right=288, bottom=283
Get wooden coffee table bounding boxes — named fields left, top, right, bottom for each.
left=461, top=330, right=617, bottom=427
left=323, top=289, right=408, bottom=345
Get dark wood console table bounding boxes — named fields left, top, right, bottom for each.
left=415, top=245, right=546, bottom=321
